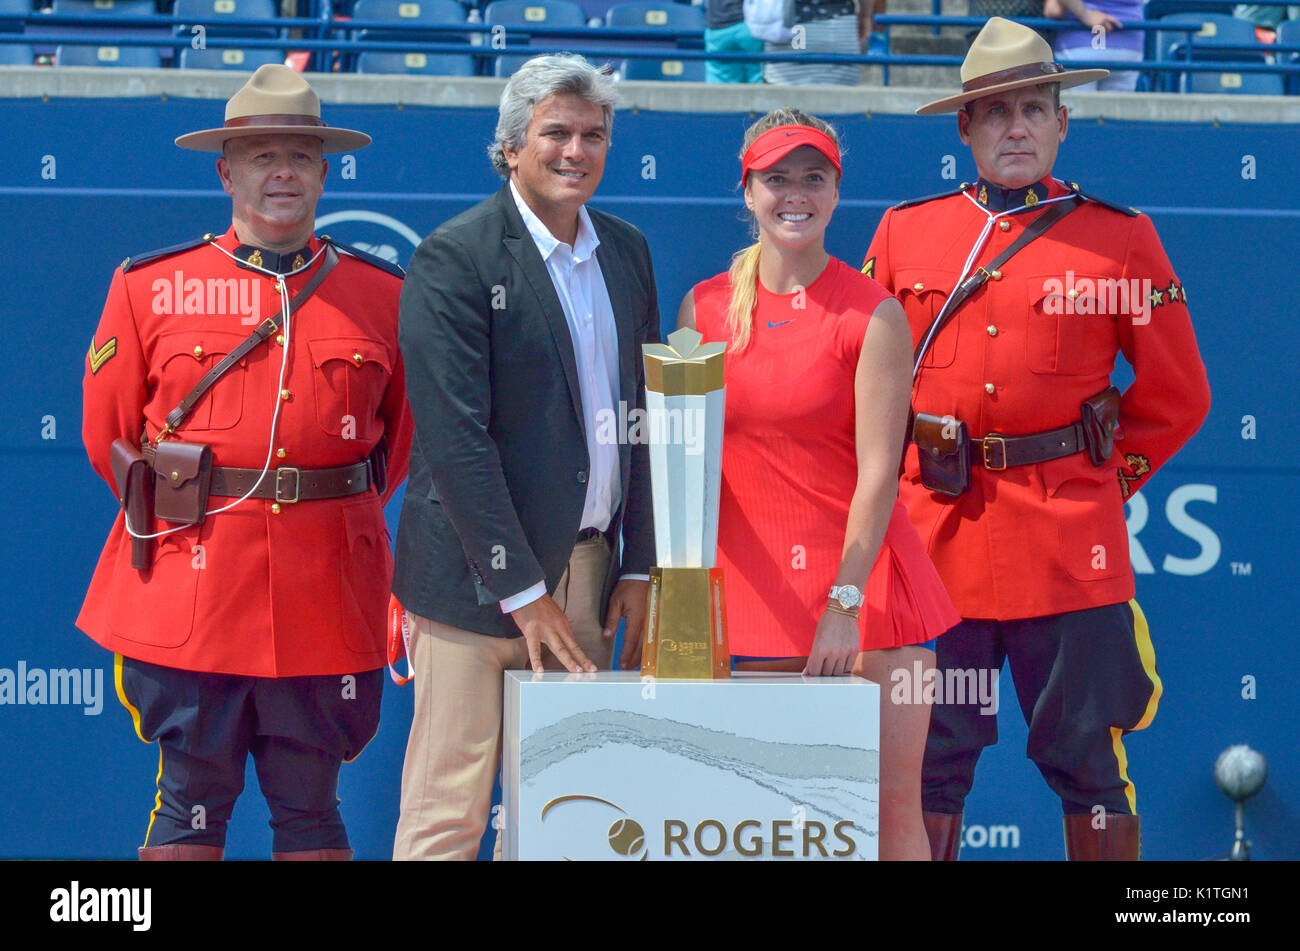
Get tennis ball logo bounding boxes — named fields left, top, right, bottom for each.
left=608, top=818, right=646, bottom=856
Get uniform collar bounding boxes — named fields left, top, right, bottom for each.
left=971, top=176, right=1059, bottom=213
left=213, top=226, right=320, bottom=274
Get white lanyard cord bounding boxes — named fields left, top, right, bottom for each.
left=911, top=189, right=1076, bottom=381
left=123, top=243, right=326, bottom=540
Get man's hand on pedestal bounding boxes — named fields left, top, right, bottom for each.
left=605, top=579, right=651, bottom=671
left=510, top=595, right=597, bottom=674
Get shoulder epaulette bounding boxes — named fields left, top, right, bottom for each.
left=120, top=234, right=214, bottom=272
left=1065, top=182, right=1141, bottom=217
left=323, top=237, right=406, bottom=278
left=892, top=184, right=970, bottom=211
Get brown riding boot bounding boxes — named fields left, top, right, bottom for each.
left=138, top=843, right=224, bottom=861
left=922, top=812, right=963, bottom=862
left=1063, top=813, right=1141, bottom=860
left=272, top=848, right=354, bottom=860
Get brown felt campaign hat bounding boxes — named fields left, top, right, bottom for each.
left=175, top=64, right=371, bottom=153
left=915, top=17, right=1109, bottom=116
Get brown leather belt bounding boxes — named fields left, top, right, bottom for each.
left=972, top=422, right=1087, bottom=471
left=208, top=461, right=372, bottom=503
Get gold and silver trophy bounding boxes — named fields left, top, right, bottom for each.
left=641, top=327, right=730, bottom=679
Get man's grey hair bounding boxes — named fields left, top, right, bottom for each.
left=489, top=54, right=619, bottom=177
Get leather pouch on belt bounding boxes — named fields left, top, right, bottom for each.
left=111, top=437, right=156, bottom=569
left=153, top=441, right=213, bottom=526
left=913, top=412, right=970, bottom=497
left=1080, top=385, right=1121, bottom=466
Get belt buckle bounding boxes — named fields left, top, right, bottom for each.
left=982, top=435, right=1008, bottom=471
left=275, top=467, right=301, bottom=503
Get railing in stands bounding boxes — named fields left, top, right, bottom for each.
left=1, top=10, right=1297, bottom=90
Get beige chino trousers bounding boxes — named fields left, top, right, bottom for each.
left=392, top=536, right=612, bottom=860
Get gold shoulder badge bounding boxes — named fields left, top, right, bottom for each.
left=861, top=256, right=875, bottom=278
left=88, top=334, right=117, bottom=375
left=1117, top=453, right=1152, bottom=500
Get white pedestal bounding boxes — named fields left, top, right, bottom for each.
left=502, top=671, right=879, bottom=861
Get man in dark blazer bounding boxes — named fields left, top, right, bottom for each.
left=391, top=54, right=660, bottom=860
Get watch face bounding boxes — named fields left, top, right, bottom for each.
left=834, top=586, right=863, bottom=609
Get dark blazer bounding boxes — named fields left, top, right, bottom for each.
left=393, top=183, right=660, bottom=638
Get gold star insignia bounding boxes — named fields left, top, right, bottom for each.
left=978, top=184, right=988, bottom=206
left=1025, top=188, right=1039, bottom=207
left=861, top=256, right=875, bottom=278
left=292, top=254, right=305, bottom=271
left=88, top=334, right=117, bottom=374
left=1166, top=280, right=1181, bottom=303
left=1148, top=287, right=1165, bottom=308
left=248, top=249, right=263, bottom=268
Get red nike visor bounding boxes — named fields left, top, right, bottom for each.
left=741, top=125, right=842, bottom=185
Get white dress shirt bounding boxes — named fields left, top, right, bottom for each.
left=499, top=181, right=624, bottom=614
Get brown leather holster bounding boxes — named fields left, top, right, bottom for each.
left=1080, top=385, right=1121, bottom=466
left=110, top=437, right=155, bottom=571
left=151, top=440, right=214, bottom=526
left=913, top=413, right=971, bottom=497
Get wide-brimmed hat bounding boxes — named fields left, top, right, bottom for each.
left=175, top=64, right=371, bottom=153
left=916, top=17, right=1109, bottom=116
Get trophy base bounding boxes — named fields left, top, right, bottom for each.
left=642, top=566, right=730, bottom=679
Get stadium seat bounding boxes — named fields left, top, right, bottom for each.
left=55, top=43, right=163, bottom=66
left=352, top=0, right=468, bottom=36
left=1156, top=13, right=1260, bottom=61
left=607, top=3, right=703, bottom=81
left=1155, top=13, right=1263, bottom=90
left=172, top=0, right=279, bottom=39
left=0, top=0, right=29, bottom=35
left=356, top=49, right=476, bottom=73
left=485, top=0, right=587, bottom=77
left=49, top=0, right=157, bottom=16
left=349, top=0, right=472, bottom=74
left=1182, top=69, right=1286, bottom=95
left=179, top=45, right=285, bottom=68
left=0, top=43, right=33, bottom=65
left=606, top=2, right=703, bottom=32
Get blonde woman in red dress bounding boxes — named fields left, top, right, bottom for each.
left=677, top=109, right=959, bottom=860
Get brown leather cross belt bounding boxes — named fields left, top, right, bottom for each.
left=208, top=461, right=371, bottom=503
left=973, top=422, right=1086, bottom=471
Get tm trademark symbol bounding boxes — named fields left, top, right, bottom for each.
left=1230, top=562, right=1252, bottom=576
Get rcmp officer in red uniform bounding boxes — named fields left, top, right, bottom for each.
left=864, top=18, right=1210, bottom=860
left=78, top=66, right=412, bottom=860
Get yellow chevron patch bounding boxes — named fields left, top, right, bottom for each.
left=88, top=334, right=117, bottom=374
left=861, top=256, right=875, bottom=278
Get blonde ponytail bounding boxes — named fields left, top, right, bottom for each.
left=725, top=242, right=762, bottom=353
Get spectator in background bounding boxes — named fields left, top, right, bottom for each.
left=1045, top=0, right=1137, bottom=92
left=761, top=0, right=866, bottom=85
left=967, top=0, right=1048, bottom=44
left=707, top=0, right=765, bottom=82
left=1233, top=4, right=1300, bottom=41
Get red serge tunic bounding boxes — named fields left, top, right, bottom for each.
left=692, top=257, right=959, bottom=658
left=77, top=228, right=412, bottom=678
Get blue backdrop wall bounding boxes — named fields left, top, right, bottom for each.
left=0, top=97, right=1295, bottom=860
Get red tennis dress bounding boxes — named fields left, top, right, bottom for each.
left=692, top=257, right=959, bottom=657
